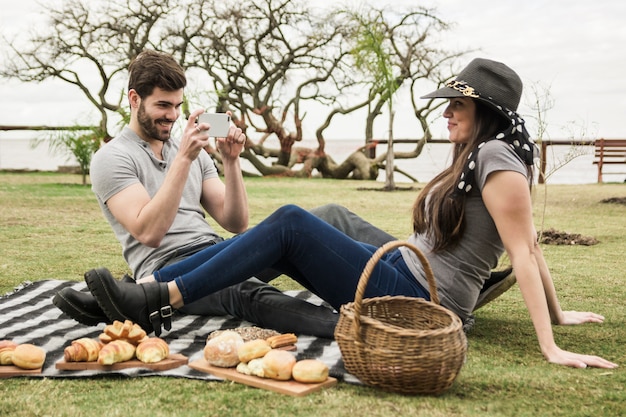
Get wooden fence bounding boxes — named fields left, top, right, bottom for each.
left=3, top=126, right=618, bottom=183
left=366, top=138, right=603, bottom=184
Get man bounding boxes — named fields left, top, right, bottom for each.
left=53, top=50, right=337, bottom=338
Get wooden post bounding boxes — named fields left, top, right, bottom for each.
left=539, top=141, right=548, bottom=184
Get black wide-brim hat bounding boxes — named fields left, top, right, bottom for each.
left=422, top=58, right=537, bottom=197
left=421, top=58, right=523, bottom=117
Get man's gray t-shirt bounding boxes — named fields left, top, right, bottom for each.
left=90, top=126, right=221, bottom=279
left=400, top=140, right=528, bottom=320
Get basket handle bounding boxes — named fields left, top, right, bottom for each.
left=352, top=240, right=440, bottom=338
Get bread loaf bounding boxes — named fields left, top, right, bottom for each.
left=136, top=337, right=169, bottom=363
left=0, top=340, right=18, bottom=365
left=208, top=327, right=279, bottom=343
left=292, top=359, right=329, bottom=383
left=64, top=338, right=102, bottom=362
left=12, top=343, right=46, bottom=370
left=203, top=330, right=243, bottom=368
left=237, top=339, right=271, bottom=363
left=261, top=349, right=296, bottom=381
left=97, top=340, right=136, bottom=365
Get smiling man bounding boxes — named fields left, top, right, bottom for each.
left=92, top=50, right=249, bottom=282
left=53, top=50, right=339, bottom=338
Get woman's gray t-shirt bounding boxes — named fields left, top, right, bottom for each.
left=400, top=140, right=529, bottom=320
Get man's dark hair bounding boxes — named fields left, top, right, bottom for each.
left=128, top=50, right=187, bottom=98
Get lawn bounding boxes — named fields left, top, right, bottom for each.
left=0, top=172, right=624, bottom=417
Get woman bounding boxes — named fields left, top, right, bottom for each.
left=85, top=58, right=617, bottom=369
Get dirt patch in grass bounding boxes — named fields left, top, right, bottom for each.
left=601, top=196, right=626, bottom=205
left=540, top=228, right=599, bottom=246
left=357, top=186, right=419, bottom=192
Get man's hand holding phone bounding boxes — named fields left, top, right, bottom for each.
left=195, top=111, right=247, bottom=160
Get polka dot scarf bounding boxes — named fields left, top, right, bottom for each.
left=451, top=82, right=538, bottom=197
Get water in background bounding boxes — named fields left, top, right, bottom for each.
left=1, top=136, right=622, bottom=184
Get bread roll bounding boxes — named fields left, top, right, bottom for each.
left=292, top=359, right=329, bottom=383
left=64, top=338, right=102, bottom=362
left=136, top=337, right=169, bottom=363
left=0, top=340, right=18, bottom=365
left=203, top=330, right=243, bottom=368
left=237, top=339, right=271, bottom=363
left=12, top=343, right=46, bottom=370
left=236, top=361, right=251, bottom=375
left=236, top=358, right=265, bottom=378
left=262, top=349, right=296, bottom=381
left=97, top=340, right=136, bottom=365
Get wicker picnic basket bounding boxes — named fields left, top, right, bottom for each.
left=334, top=240, right=467, bottom=395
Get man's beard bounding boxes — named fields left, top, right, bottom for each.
left=137, top=102, right=174, bottom=142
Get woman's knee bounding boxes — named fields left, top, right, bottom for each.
left=275, top=204, right=308, bottom=219
left=271, top=204, right=325, bottom=234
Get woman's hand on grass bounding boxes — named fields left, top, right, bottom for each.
left=545, top=346, right=618, bottom=369
left=557, top=310, right=606, bottom=325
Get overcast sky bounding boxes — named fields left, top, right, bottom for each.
left=1, top=0, right=625, bottom=141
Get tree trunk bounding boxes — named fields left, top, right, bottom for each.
left=384, top=112, right=396, bottom=190
left=211, top=140, right=422, bottom=182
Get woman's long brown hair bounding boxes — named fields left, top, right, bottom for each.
left=411, top=101, right=512, bottom=252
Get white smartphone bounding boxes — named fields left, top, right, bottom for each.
left=197, top=113, right=231, bottom=137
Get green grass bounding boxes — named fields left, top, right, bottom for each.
left=0, top=172, right=624, bottom=417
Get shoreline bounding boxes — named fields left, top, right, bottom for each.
left=1, top=137, right=624, bottom=184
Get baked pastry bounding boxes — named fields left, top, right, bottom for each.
left=292, top=359, right=329, bottom=383
left=237, top=339, right=271, bottom=363
left=136, top=337, right=169, bottom=363
left=64, top=338, right=102, bottom=362
left=266, top=333, right=298, bottom=349
left=12, top=343, right=46, bottom=370
left=236, top=358, right=265, bottom=378
left=262, top=349, right=296, bottom=381
left=235, top=361, right=250, bottom=376
left=97, top=339, right=136, bottom=365
left=203, top=330, right=244, bottom=368
left=99, top=320, right=148, bottom=345
left=0, top=340, right=18, bottom=365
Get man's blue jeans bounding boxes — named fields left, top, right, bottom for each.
left=175, top=203, right=397, bottom=339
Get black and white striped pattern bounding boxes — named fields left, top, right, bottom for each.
left=0, top=280, right=360, bottom=383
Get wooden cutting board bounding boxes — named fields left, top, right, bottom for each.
left=188, top=359, right=337, bottom=397
left=0, top=365, right=42, bottom=378
left=55, top=353, right=188, bottom=371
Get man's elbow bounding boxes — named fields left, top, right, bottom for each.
left=135, top=232, right=164, bottom=248
left=226, top=220, right=248, bottom=235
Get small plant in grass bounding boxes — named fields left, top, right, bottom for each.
left=527, top=82, right=596, bottom=239
left=33, top=126, right=104, bottom=185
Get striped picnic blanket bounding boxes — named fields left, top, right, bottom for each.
left=0, top=280, right=360, bottom=383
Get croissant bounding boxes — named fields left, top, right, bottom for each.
left=99, top=320, right=148, bottom=345
left=135, top=337, right=169, bottom=363
left=64, top=338, right=103, bottom=362
left=0, top=340, right=18, bottom=365
left=97, top=340, right=136, bottom=365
